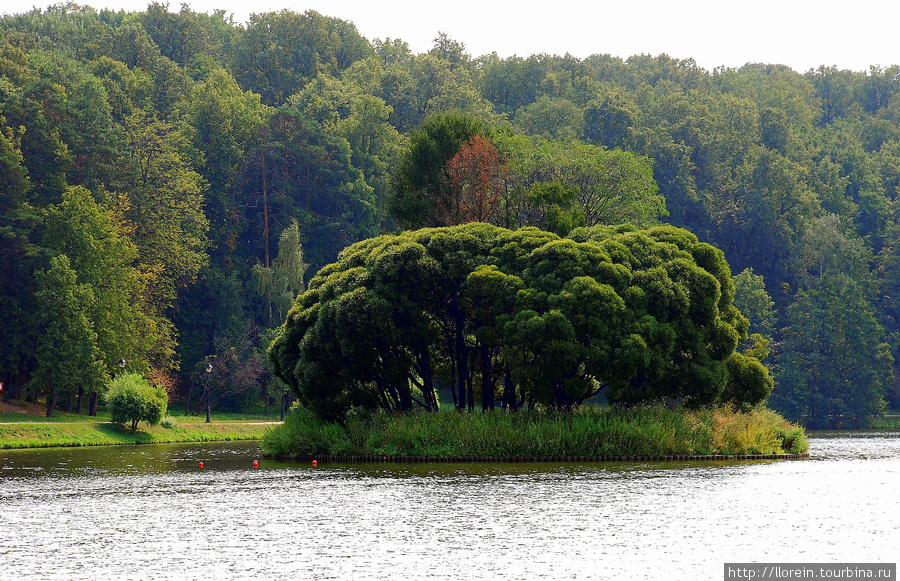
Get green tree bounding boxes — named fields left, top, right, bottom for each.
left=252, top=219, right=308, bottom=325
left=480, top=54, right=544, bottom=115
left=583, top=90, right=640, bottom=149
left=270, top=224, right=767, bottom=418
left=122, top=109, right=209, bottom=315
left=772, top=276, right=892, bottom=427
left=107, top=372, right=167, bottom=432
left=733, top=268, right=777, bottom=339
left=31, top=255, right=106, bottom=416
left=514, top=96, right=583, bottom=142
left=495, top=134, right=666, bottom=230
left=0, top=112, right=38, bottom=400
left=41, top=186, right=170, bottom=374
left=183, top=67, right=266, bottom=266
left=388, top=111, right=487, bottom=229
left=231, top=9, right=374, bottom=105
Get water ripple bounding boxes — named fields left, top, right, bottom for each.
left=1, top=435, right=898, bottom=580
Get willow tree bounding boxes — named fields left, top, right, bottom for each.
left=270, top=223, right=771, bottom=420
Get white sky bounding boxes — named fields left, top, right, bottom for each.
left=2, top=0, right=897, bottom=73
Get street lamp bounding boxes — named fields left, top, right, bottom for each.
left=118, top=358, right=126, bottom=373
left=205, top=362, right=212, bottom=423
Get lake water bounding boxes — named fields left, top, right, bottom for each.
left=1, top=432, right=898, bottom=580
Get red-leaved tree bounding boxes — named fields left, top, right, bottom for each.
left=443, top=135, right=505, bottom=224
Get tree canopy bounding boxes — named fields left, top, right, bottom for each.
left=2, top=4, right=898, bottom=425
left=269, top=223, right=770, bottom=418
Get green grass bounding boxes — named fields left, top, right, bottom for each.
left=262, top=404, right=809, bottom=459
left=164, top=403, right=284, bottom=423
left=869, top=414, right=900, bottom=430
left=0, top=401, right=283, bottom=424
left=0, top=409, right=114, bottom=423
left=0, top=420, right=276, bottom=449
left=0, top=401, right=279, bottom=449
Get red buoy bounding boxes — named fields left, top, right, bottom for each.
left=312, top=460, right=318, bottom=467
left=253, top=460, right=259, bottom=468
left=199, top=462, right=204, bottom=469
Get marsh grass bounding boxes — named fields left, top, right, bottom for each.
left=262, top=404, right=808, bottom=458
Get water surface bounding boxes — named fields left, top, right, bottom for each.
left=1, top=434, right=897, bottom=580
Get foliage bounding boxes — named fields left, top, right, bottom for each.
left=388, top=110, right=488, bottom=228
left=106, top=372, right=168, bottom=432
left=2, top=5, right=900, bottom=425
left=31, top=255, right=105, bottom=416
left=771, top=275, right=892, bottom=427
left=733, top=268, right=777, bottom=339
left=269, top=223, right=767, bottom=419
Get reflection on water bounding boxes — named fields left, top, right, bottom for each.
left=1, top=435, right=898, bottom=580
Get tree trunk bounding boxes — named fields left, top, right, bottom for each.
left=65, top=391, right=74, bottom=413
left=481, top=344, right=494, bottom=411
left=454, top=307, right=468, bottom=411
left=76, top=387, right=84, bottom=414
left=502, top=368, right=516, bottom=410
left=45, top=388, right=57, bottom=418
left=89, top=392, right=99, bottom=416
left=419, top=350, right=438, bottom=411
left=466, top=365, right=474, bottom=412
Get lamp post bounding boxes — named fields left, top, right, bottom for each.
left=205, top=362, right=212, bottom=423
left=118, top=358, right=126, bottom=374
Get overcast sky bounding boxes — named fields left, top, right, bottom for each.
left=2, top=0, right=897, bottom=73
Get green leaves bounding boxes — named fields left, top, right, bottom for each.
left=107, top=373, right=168, bottom=432
left=271, top=223, right=765, bottom=418
left=32, top=255, right=106, bottom=404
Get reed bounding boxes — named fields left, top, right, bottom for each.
left=262, top=404, right=808, bottom=458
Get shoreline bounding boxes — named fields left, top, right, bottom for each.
left=270, top=452, right=811, bottom=463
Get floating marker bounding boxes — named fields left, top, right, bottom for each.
left=312, top=460, right=317, bottom=467
left=253, top=460, right=259, bottom=468
left=199, top=462, right=204, bottom=469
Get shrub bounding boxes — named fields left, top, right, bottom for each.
left=107, top=373, right=168, bottom=432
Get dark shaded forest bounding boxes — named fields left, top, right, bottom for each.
left=2, top=3, right=899, bottom=426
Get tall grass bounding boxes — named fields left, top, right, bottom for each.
left=262, top=404, right=808, bottom=458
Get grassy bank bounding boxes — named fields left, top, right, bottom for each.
left=262, top=404, right=808, bottom=459
left=0, top=400, right=278, bottom=449
left=0, top=420, right=275, bottom=449
left=870, top=415, right=900, bottom=429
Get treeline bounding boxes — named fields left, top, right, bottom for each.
left=1, top=3, right=898, bottom=425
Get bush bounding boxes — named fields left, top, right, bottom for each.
left=107, top=373, right=168, bottom=432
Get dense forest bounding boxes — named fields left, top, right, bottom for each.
left=1, top=3, right=898, bottom=427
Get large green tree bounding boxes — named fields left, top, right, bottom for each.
left=772, top=275, right=892, bottom=427
left=31, top=255, right=106, bottom=416
left=270, top=224, right=767, bottom=419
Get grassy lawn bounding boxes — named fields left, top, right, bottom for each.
left=0, top=398, right=281, bottom=449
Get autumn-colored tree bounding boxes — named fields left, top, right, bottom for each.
left=444, top=135, right=504, bottom=223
